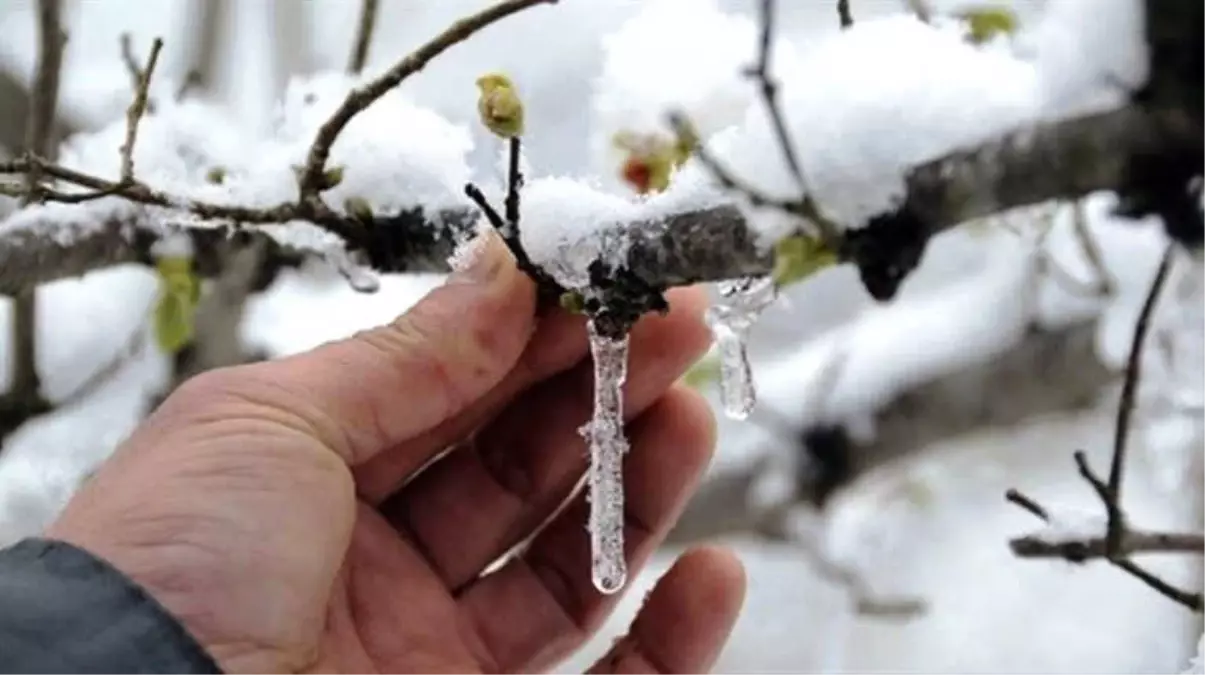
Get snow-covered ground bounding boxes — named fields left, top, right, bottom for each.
left=0, top=0, right=1199, bottom=671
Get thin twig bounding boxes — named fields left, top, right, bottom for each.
left=3, top=0, right=66, bottom=442
left=1011, top=527, right=1205, bottom=560
left=347, top=0, right=380, bottom=75
left=119, top=38, right=163, bottom=185
left=119, top=33, right=142, bottom=91
left=1069, top=200, right=1116, bottom=295
left=1006, top=244, right=1202, bottom=613
left=837, top=0, right=854, bottom=29
left=904, top=0, right=933, bottom=23
left=297, top=0, right=555, bottom=206
left=1005, top=488, right=1049, bottom=521
left=741, top=0, right=839, bottom=244
left=22, top=0, right=66, bottom=204
left=504, top=136, right=523, bottom=234
left=1105, top=245, right=1175, bottom=550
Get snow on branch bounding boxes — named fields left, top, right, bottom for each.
left=0, top=102, right=1187, bottom=302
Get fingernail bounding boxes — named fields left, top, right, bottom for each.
left=448, top=229, right=507, bottom=284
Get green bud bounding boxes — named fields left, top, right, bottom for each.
left=559, top=290, right=586, bottom=314
left=205, top=166, right=226, bottom=185
left=772, top=234, right=838, bottom=288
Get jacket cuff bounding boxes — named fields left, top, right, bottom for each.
left=0, top=538, right=222, bottom=674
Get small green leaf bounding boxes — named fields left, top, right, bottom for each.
left=682, top=354, right=721, bottom=390
left=955, top=5, right=1018, bottom=44
left=344, top=196, right=374, bottom=221
left=152, top=256, right=202, bottom=355
left=772, top=234, right=837, bottom=287
left=321, top=165, right=345, bottom=190
left=559, top=290, right=586, bottom=314
left=205, top=166, right=226, bottom=185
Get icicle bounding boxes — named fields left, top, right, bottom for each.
left=705, top=276, right=776, bottom=420
left=579, top=319, right=631, bottom=595
left=326, top=247, right=380, bottom=293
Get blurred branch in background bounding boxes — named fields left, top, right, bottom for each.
left=0, top=0, right=67, bottom=442
left=668, top=314, right=1116, bottom=606
left=177, top=0, right=226, bottom=99
left=272, top=0, right=313, bottom=99
left=347, top=0, right=380, bottom=75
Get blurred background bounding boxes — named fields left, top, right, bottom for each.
left=0, top=0, right=1201, bottom=672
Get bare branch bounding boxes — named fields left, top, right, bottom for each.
left=177, top=0, right=226, bottom=98
left=119, top=38, right=163, bottom=185
left=903, top=0, right=932, bottom=23
left=119, top=33, right=142, bottom=92
left=1, top=0, right=67, bottom=443
left=1011, top=527, right=1205, bottom=560
left=347, top=0, right=380, bottom=75
left=1104, top=246, right=1175, bottom=546
left=836, top=0, right=854, bottom=29
left=1069, top=199, right=1116, bottom=295
left=0, top=69, right=76, bottom=154
left=22, top=0, right=66, bottom=203
left=1007, top=245, right=1203, bottom=613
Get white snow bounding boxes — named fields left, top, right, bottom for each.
left=1028, top=504, right=1108, bottom=545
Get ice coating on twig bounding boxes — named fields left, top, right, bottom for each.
left=579, top=319, right=631, bottom=595
left=705, top=276, right=777, bottom=419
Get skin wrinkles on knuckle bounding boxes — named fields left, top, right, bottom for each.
left=370, top=302, right=512, bottom=415
left=198, top=372, right=359, bottom=462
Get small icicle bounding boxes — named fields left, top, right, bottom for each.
left=327, top=247, right=380, bottom=293
left=578, top=319, right=631, bottom=595
left=705, top=276, right=776, bottom=420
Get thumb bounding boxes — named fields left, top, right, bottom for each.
left=232, top=230, right=536, bottom=465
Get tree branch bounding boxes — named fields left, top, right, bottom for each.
left=0, top=101, right=1192, bottom=303
left=1007, top=245, right=1204, bottom=613
left=2, top=0, right=66, bottom=442
left=347, top=0, right=380, bottom=76
left=1010, top=529, right=1205, bottom=561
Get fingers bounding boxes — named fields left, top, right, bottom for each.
left=353, top=300, right=593, bottom=502
left=454, top=387, right=717, bottom=673
left=189, top=233, right=536, bottom=466
left=379, top=289, right=712, bottom=589
left=587, top=547, right=746, bottom=674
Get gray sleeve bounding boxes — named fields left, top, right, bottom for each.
left=0, top=538, right=221, bottom=674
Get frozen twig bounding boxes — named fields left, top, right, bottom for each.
left=347, top=0, right=380, bottom=75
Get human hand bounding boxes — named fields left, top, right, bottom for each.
left=49, top=233, right=745, bottom=673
